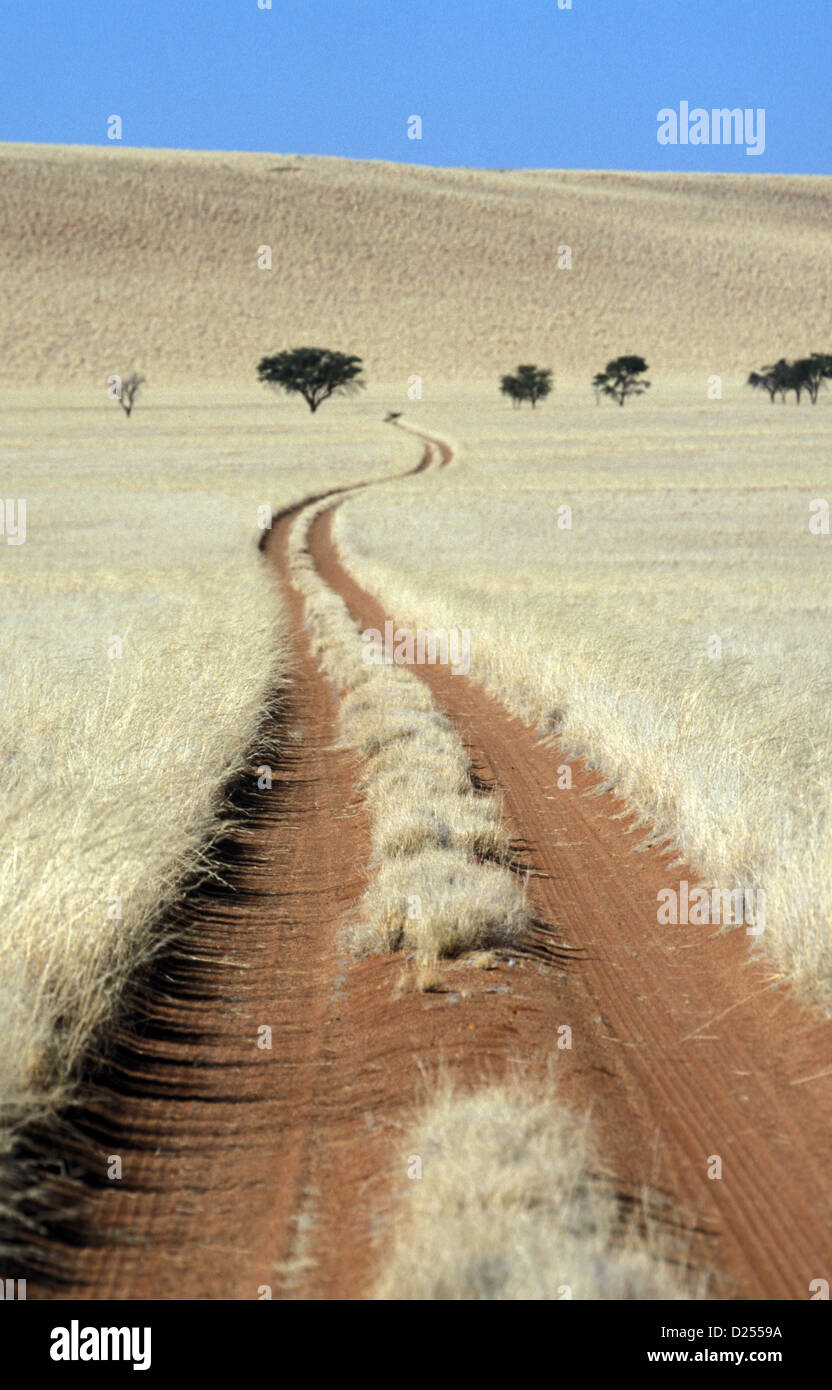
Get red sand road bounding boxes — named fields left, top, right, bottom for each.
left=32, top=427, right=832, bottom=1300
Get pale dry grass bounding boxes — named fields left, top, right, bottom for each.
left=370, top=792, right=509, bottom=862
left=2, top=143, right=831, bottom=390
left=336, top=387, right=832, bottom=1007
left=354, top=851, right=527, bottom=958
left=375, top=1076, right=701, bottom=1300
left=288, top=498, right=527, bottom=972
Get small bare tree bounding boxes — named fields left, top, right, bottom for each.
left=117, top=372, right=145, bottom=418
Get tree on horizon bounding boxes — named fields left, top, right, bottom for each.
left=499, top=364, right=553, bottom=408
left=257, top=347, right=365, bottom=413
left=592, top=356, right=650, bottom=406
left=115, top=372, right=145, bottom=418
left=793, top=353, right=832, bottom=404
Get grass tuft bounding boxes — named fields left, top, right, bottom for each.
left=374, top=1076, right=705, bottom=1301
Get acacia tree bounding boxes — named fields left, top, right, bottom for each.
left=592, top=355, right=651, bottom=406
left=257, top=347, right=365, bottom=413
left=794, top=353, right=832, bottom=405
left=499, top=364, right=553, bottom=408
left=500, top=374, right=523, bottom=407
left=755, top=358, right=797, bottom=404
left=748, top=355, right=832, bottom=405
left=747, top=365, right=781, bottom=403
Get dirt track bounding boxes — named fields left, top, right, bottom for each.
left=36, top=427, right=832, bottom=1300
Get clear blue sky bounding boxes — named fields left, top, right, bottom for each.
left=2, top=0, right=828, bottom=172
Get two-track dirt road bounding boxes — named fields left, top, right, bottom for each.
left=32, top=426, right=832, bottom=1300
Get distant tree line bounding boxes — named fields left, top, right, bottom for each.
left=111, top=347, right=832, bottom=421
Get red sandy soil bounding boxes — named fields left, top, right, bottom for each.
left=30, top=428, right=832, bottom=1301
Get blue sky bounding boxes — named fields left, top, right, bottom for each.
left=2, top=1, right=828, bottom=172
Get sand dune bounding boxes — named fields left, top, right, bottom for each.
left=2, top=141, right=831, bottom=388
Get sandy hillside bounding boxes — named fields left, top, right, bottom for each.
left=1, top=141, right=830, bottom=388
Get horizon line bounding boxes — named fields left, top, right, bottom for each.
left=0, top=138, right=827, bottom=181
